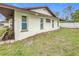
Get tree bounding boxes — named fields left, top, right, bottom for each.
left=63, top=6, right=74, bottom=21
left=72, top=9, right=79, bottom=22
left=54, top=12, right=60, bottom=17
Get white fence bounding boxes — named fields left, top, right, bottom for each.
left=60, top=23, right=79, bottom=28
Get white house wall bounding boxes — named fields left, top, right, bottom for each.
left=31, top=8, right=52, bottom=16
left=14, top=10, right=59, bottom=40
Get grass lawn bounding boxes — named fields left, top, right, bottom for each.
left=0, top=28, right=7, bottom=37
left=0, top=28, right=79, bottom=56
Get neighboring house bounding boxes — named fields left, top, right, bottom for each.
left=0, top=21, right=8, bottom=27
left=0, top=4, right=60, bottom=40
left=0, top=21, right=4, bottom=27
left=0, top=20, right=12, bottom=28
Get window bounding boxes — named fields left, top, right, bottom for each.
left=40, top=18, right=44, bottom=29
left=57, top=21, right=59, bottom=27
left=52, top=20, right=54, bottom=28
left=21, top=16, right=28, bottom=31
left=46, top=19, right=51, bottom=23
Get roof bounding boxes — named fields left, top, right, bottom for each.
left=25, top=6, right=56, bottom=17
left=0, top=3, right=56, bottom=17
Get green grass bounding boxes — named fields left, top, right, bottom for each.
left=0, top=28, right=79, bottom=56
left=0, top=28, right=7, bottom=37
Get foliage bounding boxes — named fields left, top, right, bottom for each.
left=0, top=28, right=7, bottom=37
left=72, top=9, right=79, bottom=22
left=54, top=12, right=60, bottom=17
left=7, top=28, right=13, bottom=36
left=63, top=6, right=74, bottom=21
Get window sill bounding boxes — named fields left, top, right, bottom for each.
left=21, top=29, right=28, bottom=32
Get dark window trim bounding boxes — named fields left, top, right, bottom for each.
left=52, top=20, right=54, bottom=28
left=46, top=19, right=51, bottom=23
left=40, top=18, right=44, bottom=30
left=57, top=20, right=59, bottom=27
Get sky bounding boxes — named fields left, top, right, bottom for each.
left=0, top=3, right=79, bottom=21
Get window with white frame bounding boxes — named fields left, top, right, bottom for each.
left=52, top=20, right=54, bottom=28
left=21, top=16, right=28, bottom=31
left=57, top=20, right=59, bottom=27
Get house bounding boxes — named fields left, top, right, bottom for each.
left=0, top=21, right=11, bottom=28
left=0, top=21, right=5, bottom=27
left=0, top=4, right=60, bottom=41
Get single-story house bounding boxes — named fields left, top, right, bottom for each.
left=0, top=21, right=5, bottom=27
left=0, top=21, right=11, bottom=28
left=0, top=4, right=60, bottom=41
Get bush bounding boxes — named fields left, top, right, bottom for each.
left=0, top=28, right=7, bottom=37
